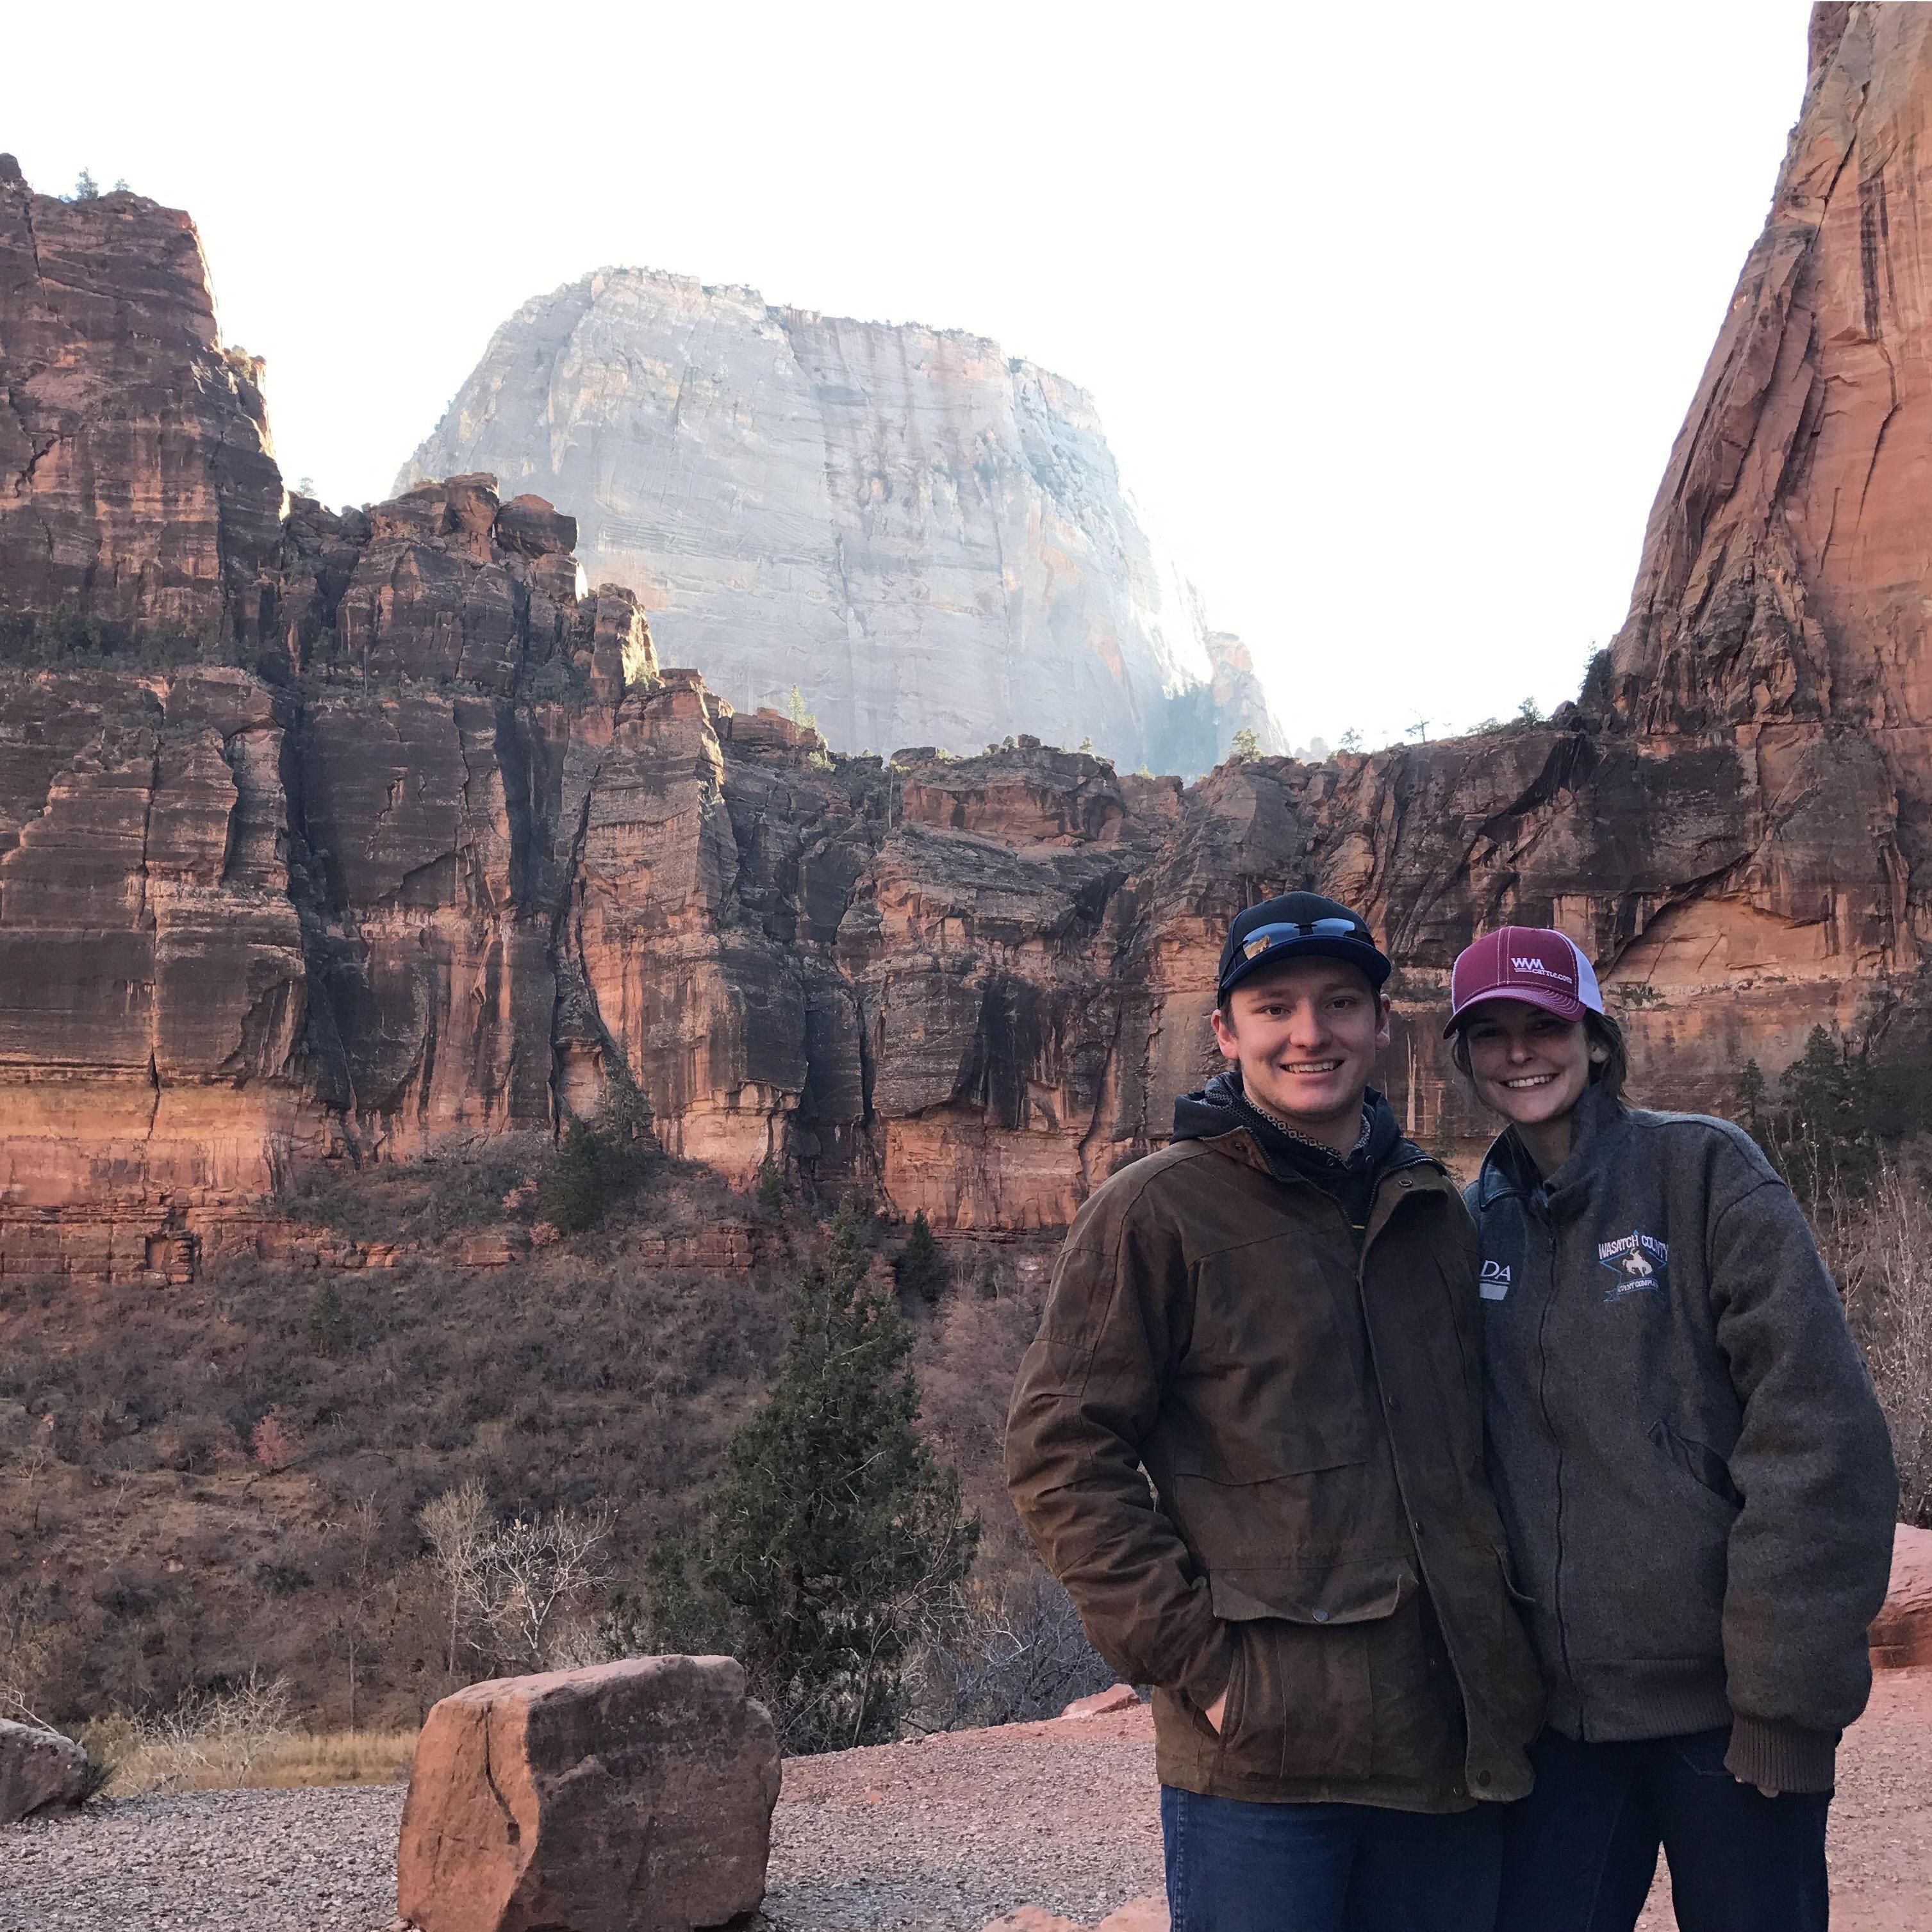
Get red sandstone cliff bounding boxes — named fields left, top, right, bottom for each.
left=0, top=155, right=281, bottom=647
left=3, top=3, right=1929, bottom=1280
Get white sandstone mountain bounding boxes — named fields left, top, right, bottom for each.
left=399, top=268, right=1278, bottom=774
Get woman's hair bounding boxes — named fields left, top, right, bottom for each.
left=1449, top=1006, right=1630, bottom=1102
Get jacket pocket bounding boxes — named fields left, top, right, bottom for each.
left=1166, top=1462, right=1374, bottom=1567
left=1207, top=1564, right=1409, bottom=1784
left=1495, top=1544, right=1538, bottom=1608
left=1647, top=1419, right=1744, bottom=1513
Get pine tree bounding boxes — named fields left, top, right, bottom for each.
left=892, top=1210, right=947, bottom=1303
left=540, top=1122, right=608, bottom=1234
left=648, top=1210, right=979, bottom=1752
left=1779, top=1026, right=1870, bottom=1200
left=1736, top=1059, right=1769, bottom=1152
left=305, top=1280, right=343, bottom=1355
left=755, top=1157, right=784, bottom=1217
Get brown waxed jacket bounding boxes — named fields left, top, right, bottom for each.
left=1005, top=1111, right=1544, bottom=1810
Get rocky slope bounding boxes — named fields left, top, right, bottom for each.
left=3, top=3, right=1931, bottom=1282
left=396, top=267, right=1280, bottom=777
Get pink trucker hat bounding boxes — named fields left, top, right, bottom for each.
left=1444, top=925, right=1604, bottom=1036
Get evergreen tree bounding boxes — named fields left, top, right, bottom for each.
left=540, top=1122, right=611, bottom=1234
left=305, top=1280, right=343, bottom=1355
left=1736, top=1059, right=1770, bottom=1155
left=892, top=1210, right=947, bottom=1303
left=1779, top=1026, right=1871, bottom=1200
left=755, top=1157, right=784, bottom=1217
left=648, top=1210, right=979, bottom=1752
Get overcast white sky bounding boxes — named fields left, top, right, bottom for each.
left=9, top=0, right=1815, bottom=751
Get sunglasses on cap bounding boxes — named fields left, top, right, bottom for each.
left=1239, top=917, right=1365, bottom=961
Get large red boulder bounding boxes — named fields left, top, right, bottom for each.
left=397, top=1655, right=780, bottom=1932
left=1870, top=1523, right=1932, bottom=1671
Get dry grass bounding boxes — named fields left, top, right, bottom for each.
left=92, top=1719, right=417, bottom=1794
left=249, top=1728, right=418, bottom=1788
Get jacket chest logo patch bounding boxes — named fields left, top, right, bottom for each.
left=1597, top=1228, right=1667, bottom=1301
left=1479, top=1259, right=1513, bottom=1301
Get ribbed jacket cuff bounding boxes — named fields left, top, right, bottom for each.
left=1724, top=1715, right=1838, bottom=1794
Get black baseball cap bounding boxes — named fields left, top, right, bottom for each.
left=1217, top=891, right=1392, bottom=998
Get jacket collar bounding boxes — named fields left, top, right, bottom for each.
left=1474, top=1080, right=1630, bottom=1213
left=1178, top=1074, right=1443, bottom=1200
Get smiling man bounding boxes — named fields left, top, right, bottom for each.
left=1007, top=893, right=1544, bottom=1932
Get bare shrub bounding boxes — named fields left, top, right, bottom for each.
left=910, top=1560, right=1116, bottom=1732
left=0, top=1586, right=59, bottom=1728
left=418, top=1477, right=489, bottom=1680
left=417, top=1483, right=615, bottom=1678
left=115, top=1669, right=296, bottom=1792
left=1822, top=1158, right=1932, bottom=1524
left=472, top=1504, right=616, bottom=1671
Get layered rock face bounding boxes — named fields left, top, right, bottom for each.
left=6, top=3, right=1932, bottom=1287
left=0, top=156, right=282, bottom=645
left=397, top=268, right=1280, bottom=777
left=1604, top=3, right=1932, bottom=984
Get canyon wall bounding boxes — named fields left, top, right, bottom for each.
left=396, top=267, right=1280, bottom=778
left=3, top=2, right=1929, bottom=1280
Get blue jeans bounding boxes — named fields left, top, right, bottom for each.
left=1495, top=1727, right=1831, bottom=1932
left=1160, top=1787, right=1505, bottom=1932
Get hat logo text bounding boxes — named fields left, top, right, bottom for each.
left=1510, top=955, right=1574, bottom=985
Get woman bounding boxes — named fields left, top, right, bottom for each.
left=1443, top=925, right=1897, bottom=1932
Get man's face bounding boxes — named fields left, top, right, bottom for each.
left=1210, top=957, right=1389, bottom=1132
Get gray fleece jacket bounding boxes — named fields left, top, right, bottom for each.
left=1466, top=1084, right=1897, bottom=1793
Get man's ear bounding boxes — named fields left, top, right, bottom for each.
left=1210, top=1005, right=1241, bottom=1064
left=1374, top=991, right=1393, bottom=1050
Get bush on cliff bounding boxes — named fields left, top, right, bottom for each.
left=0, top=607, right=245, bottom=671
left=647, top=1209, right=980, bottom=1753
left=892, top=1210, right=948, bottom=1303
left=538, top=1121, right=649, bottom=1235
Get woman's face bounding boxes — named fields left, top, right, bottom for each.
left=1461, top=1000, right=1596, bottom=1128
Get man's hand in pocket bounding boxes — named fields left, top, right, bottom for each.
left=1203, top=1689, right=1228, bottom=1735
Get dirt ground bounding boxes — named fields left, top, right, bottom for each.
left=4, top=1671, right=1926, bottom=1930
left=777, top=1668, right=1932, bottom=1931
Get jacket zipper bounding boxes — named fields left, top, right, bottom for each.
left=1528, top=1194, right=1579, bottom=1730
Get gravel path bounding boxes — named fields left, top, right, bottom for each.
left=3, top=1679, right=1926, bottom=1931
left=0, top=1785, right=403, bottom=1931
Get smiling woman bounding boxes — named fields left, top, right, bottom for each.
left=1448, top=921, right=1899, bottom=1932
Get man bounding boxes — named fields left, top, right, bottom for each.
left=1006, top=892, right=1544, bottom=1931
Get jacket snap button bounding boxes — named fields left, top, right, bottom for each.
left=1312, top=1608, right=1329, bottom=1622
left=1476, top=1771, right=1492, bottom=1788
